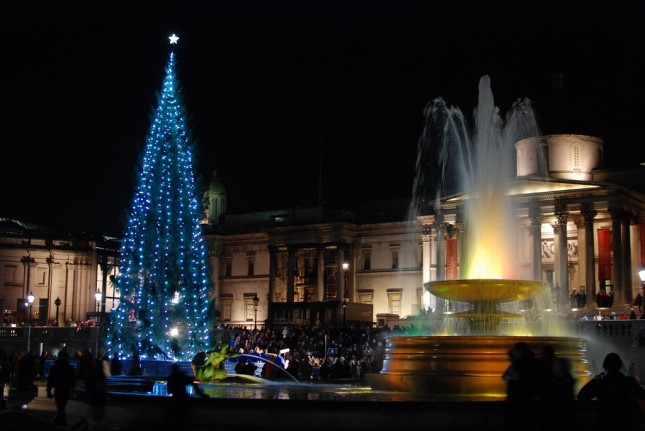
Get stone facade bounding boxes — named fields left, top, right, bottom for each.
left=2, top=134, right=644, bottom=328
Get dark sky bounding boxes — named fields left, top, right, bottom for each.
left=3, top=0, right=644, bottom=236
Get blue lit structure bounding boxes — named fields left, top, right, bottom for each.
left=104, top=39, right=213, bottom=361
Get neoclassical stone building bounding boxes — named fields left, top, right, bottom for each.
left=205, top=134, right=645, bottom=327
left=2, top=134, right=644, bottom=328
left=0, top=219, right=120, bottom=325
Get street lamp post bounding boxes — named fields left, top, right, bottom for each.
left=95, top=291, right=102, bottom=313
left=95, top=291, right=102, bottom=323
left=253, top=294, right=260, bottom=330
left=342, top=262, right=349, bottom=327
left=342, top=297, right=348, bottom=328
left=54, top=296, right=61, bottom=325
left=27, top=291, right=35, bottom=326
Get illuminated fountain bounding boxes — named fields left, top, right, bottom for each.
left=366, top=76, right=591, bottom=399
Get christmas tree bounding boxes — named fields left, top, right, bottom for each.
left=105, top=35, right=213, bottom=361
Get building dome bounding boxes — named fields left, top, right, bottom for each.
left=204, top=171, right=227, bottom=225
left=208, top=170, right=227, bottom=194
left=515, top=134, right=604, bottom=181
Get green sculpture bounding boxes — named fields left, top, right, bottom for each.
left=191, top=346, right=238, bottom=382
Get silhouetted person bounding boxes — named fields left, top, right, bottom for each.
left=129, top=349, right=143, bottom=376
left=110, top=353, right=122, bottom=376
left=578, top=352, right=645, bottom=429
left=502, top=342, right=539, bottom=430
left=38, top=351, right=47, bottom=377
left=47, top=350, right=76, bottom=427
left=634, top=292, right=643, bottom=312
left=234, top=359, right=246, bottom=375
left=0, top=348, right=8, bottom=409
left=539, top=356, right=575, bottom=430
left=537, top=345, right=556, bottom=396
left=76, top=348, right=94, bottom=381
left=165, top=363, right=207, bottom=431
left=15, top=350, right=37, bottom=391
left=85, top=358, right=108, bottom=430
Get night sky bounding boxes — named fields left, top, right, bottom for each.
left=3, top=0, right=644, bottom=236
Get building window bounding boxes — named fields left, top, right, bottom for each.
left=390, top=245, right=400, bottom=270
left=224, top=258, right=232, bottom=277
left=387, top=290, right=402, bottom=315
left=220, top=297, right=232, bottom=321
left=4, top=265, right=18, bottom=285
left=362, top=249, right=371, bottom=271
left=247, top=258, right=255, bottom=276
left=358, top=290, right=373, bottom=304
left=37, top=268, right=47, bottom=285
left=244, top=295, right=257, bottom=321
left=416, top=289, right=424, bottom=314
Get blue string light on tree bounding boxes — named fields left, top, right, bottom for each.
left=104, top=34, right=214, bottom=362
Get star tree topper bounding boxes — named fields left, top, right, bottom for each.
left=169, top=34, right=179, bottom=45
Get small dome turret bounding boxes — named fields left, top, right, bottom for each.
left=203, top=170, right=227, bottom=225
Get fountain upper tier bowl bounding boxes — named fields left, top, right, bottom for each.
left=425, top=279, right=547, bottom=303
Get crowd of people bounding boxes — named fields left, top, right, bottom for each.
left=502, top=343, right=645, bottom=430
left=213, top=324, right=390, bottom=381
left=1, top=319, right=645, bottom=430
left=0, top=346, right=110, bottom=427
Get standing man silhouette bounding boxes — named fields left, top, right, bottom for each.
left=47, top=350, right=76, bottom=426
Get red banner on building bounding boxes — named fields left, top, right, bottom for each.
left=597, top=228, right=611, bottom=283
left=446, top=237, right=457, bottom=280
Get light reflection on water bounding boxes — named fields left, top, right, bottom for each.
left=198, top=383, right=420, bottom=402
left=124, top=380, right=497, bottom=402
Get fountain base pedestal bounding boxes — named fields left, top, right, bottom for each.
left=365, top=335, right=591, bottom=399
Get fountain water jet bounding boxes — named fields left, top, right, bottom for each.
left=366, top=77, right=591, bottom=398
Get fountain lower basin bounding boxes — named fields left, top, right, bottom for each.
left=365, top=279, right=591, bottom=398
left=365, top=335, right=591, bottom=399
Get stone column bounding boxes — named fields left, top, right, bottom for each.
left=268, top=245, right=277, bottom=321
left=622, top=211, right=633, bottom=306
left=287, top=246, right=296, bottom=303
left=581, top=208, right=597, bottom=306
left=435, top=217, right=447, bottom=312
left=317, top=246, right=325, bottom=301
left=421, top=224, right=432, bottom=311
left=529, top=207, right=543, bottom=282
left=555, top=207, right=569, bottom=313
left=456, top=221, right=467, bottom=279
left=347, top=245, right=355, bottom=302
left=436, top=221, right=447, bottom=281
left=609, top=207, right=623, bottom=306
left=337, top=246, right=346, bottom=301
left=21, top=255, right=35, bottom=323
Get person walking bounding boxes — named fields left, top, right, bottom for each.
left=0, top=349, right=9, bottom=410
left=46, top=350, right=77, bottom=427
left=577, top=352, right=645, bottom=429
left=165, top=363, right=207, bottom=431
left=502, top=341, right=539, bottom=430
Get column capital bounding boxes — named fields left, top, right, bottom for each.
left=555, top=211, right=568, bottom=226
left=581, top=208, right=598, bottom=223
left=436, top=222, right=451, bottom=237
left=621, top=210, right=635, bottom=225
left=609, top=207, right=623, bottom=219
left=528, top=201, right=542, bottom=222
